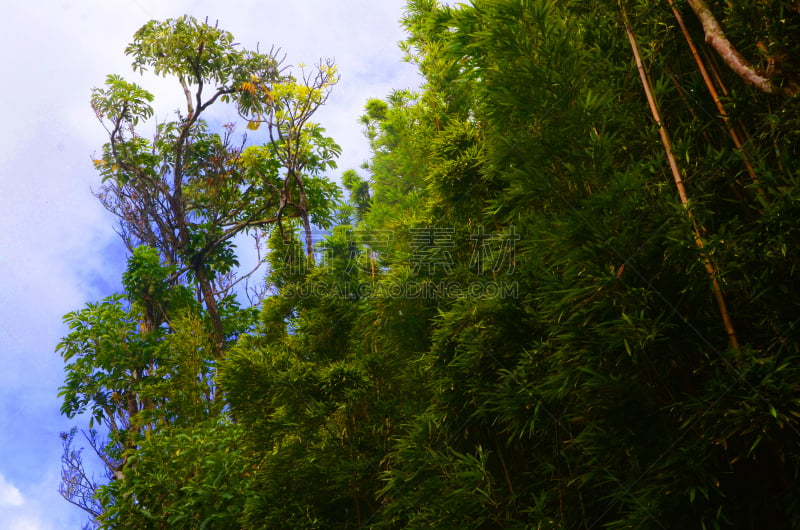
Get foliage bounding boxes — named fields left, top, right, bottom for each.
left=91, top=15, right=341, bottom=354
left=58, top=15, right=342, bottom=527
left=95, top=422, right=250, bottom=529
left=59, top=3, right=800, bottom=529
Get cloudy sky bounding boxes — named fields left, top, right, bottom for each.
left=0, top=1, right=420, bottom=527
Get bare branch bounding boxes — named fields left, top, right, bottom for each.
left=59, top=429, right=105, bottom=523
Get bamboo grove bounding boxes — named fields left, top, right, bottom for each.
left=57, top=1, right=800, bottom=528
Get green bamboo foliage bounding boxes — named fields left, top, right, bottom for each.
left=372, top=0, right=800, bottom=528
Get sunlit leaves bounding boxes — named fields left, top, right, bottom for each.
left=96, top=423, right=250, bottom=529
left=56, top=295, right=152, bottom=426
left=90, top=14, right=344, bottom=296
left=91, top=74, right=154, bottom=127
left=126, top=16, right=238, bottom=85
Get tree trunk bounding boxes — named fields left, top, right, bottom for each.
left=195, top=266, right=225, bottom=358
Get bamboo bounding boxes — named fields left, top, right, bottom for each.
left=700, top=45, right=756, bottom=151
left=667, top=0, right=768, bottom=202
left=622, top=8, right=741, bottom=352
left=702, top=45, right=729, bottom=97
left=700, top=44, right=758, bottom=155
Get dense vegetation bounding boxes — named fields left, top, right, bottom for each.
left=58, top=1, right=800, bottom=528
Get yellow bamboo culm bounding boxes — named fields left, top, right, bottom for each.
left=667, top=0, right=768, bottom=204
left=621, top=7, right=740, bottom=353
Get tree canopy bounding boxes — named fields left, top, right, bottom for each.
left=59, top=3, right=800, bottom=528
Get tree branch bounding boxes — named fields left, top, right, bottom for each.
left=179, top=76, right=195, bottom=118
left=687, top=0, right=799, bottom=96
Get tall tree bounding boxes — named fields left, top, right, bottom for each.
left=59, top=16, right=342, bottom=527
left=91, top=16, right=340, bottom=355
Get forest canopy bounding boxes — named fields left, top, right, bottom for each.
left=58, top=2, right=800, bottom=528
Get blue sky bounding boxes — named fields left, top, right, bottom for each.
left=0, top=1, right=421, bottom=527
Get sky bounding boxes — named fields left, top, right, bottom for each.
left=0, top=1, right=421, bottom=527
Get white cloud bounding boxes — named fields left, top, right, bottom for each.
left=0, top=469, right=89, bottom=530
left=1, top=515, right=46, bottom=530
left=0, top=473, right=54, bottom=530
left=0, top=473, right=24, bottom=507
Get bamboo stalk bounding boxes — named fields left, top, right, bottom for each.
left=700, top=44, right=758, bottom=154
left=668, top=0, right=768, bottom=203
left=702, top=45, right=729, bottom=97
left=622, top=8, right=741, bottom=353
left=700, top=45, right=753, bottom=145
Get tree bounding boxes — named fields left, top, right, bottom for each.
left=341, top=169, right=371, bottom=221
left=91, top=15, right=340, bottom=356
left=59, top=16, right=342, bottom=527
